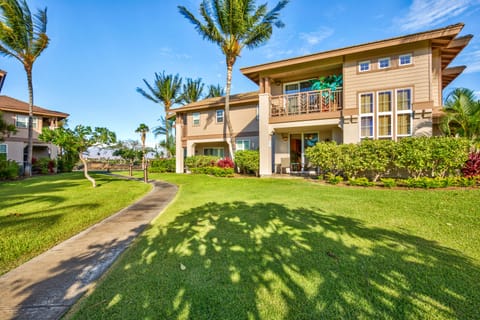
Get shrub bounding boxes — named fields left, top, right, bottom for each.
left=325, top=173, right=343, bottom=185
left=32, top=157, right=56, bottom=174
left=235, top=150, right=259, bottom=175
left=0, top=160, right=20, bottom=180
left=149, top=158, right=176, bottom=173
left=217, top=157, right=235, bottom=169
left=462, top=151, right=480, bottom=178
left=185, top=156, right=219, bottom=169
left=305, top=141, right=342, bottom=176
left=348, top=177, right=374, bottom=187
left=380, top=178, right=397, bottom=188
left=191, top=166, right=234, bottom=177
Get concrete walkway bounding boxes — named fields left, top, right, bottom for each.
left=0, top=178, right=177, bottom=320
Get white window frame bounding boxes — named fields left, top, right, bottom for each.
left=358, top=60, right=370, bottom=72
left=399, top=53, right=412, bottom=66
left=235, top=139, right=250, bottom=151
left=283, top=80, right=312, bottom=94
left=192, top=112, right=200, bottom=126
left=216, top=109, right=224, bottom=123
left=0, top=144, right=7, bottom=160
left=377, top=91, right=393, bottom=139
left=16, top=115, right=38, bottom=129
left=378, top=57, right=391, bottom=69
left=203, top=147, right=224, bottom=157
left=359, top=93, right=374, bottom=139
left=396, top=88, right=413, bottom=137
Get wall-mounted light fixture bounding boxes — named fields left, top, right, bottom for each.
left=282, top=133, right=288, bottom=142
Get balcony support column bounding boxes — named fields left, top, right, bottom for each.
left=259, top=93, right=273, bottom=176
left=175, top=120, right=184, bottom=173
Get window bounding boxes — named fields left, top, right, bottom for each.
left=359, top=93, right=374, bottom=139
left=396, top=89, right=412, bottom=136
left=377, top=91, right=392, bottom=138
left=284, top=80, right=312, bottom=94
left=358, top=61, right=370, bottom=72
left=192, top=112, right=200, bottom=126
left=399, top=54, right=412, bottom=66
left=236, top=139, right=250, bottom=151
left=0, top=144, right=6, bottom=161
left=216, top=110, right=224, bottom=123
left=203, top=147, right=224, bottom=157
left=16, top=115, right=38, bottom=128
left=359, top=88, right=413, bottom=140
left=378, top=57, right=390, bottom=69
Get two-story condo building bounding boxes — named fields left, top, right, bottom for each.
left=0, top=95, right=69, bottom=168
left=173, top=23, right=471, bottom=176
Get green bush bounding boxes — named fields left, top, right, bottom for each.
left=305, top=141, right=343, bottom=176
left=185, top=156, right=219, bottom=169
left=0, top=160, right=20, bottom=180
left=149, top=158, right=175, bottom=173
left=348, top=177, right=374, bottom=187
left=191, top=166, right=234, bottom=177
left=325, top=173, right=343, bottom=185
left=380, top=178, right=397, bottom=188
left=235, top=150, right=259, bottom=175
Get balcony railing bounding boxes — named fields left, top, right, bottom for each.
left=270, top=88, right=343, bottom=118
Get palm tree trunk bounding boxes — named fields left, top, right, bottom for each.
left=225, top=63, right=235, bottom=159
left=25, top=68, right=34, bottom=177
left=79, top=153, right=96, bottom=187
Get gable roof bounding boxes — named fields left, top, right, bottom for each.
left=0, top=95, right=69, bottom=119
left=240, top=23, right=470, bottom=84
left=172, top=91, right=259, bottom=113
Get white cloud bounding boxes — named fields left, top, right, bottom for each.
left=299, top=27, right=334, bottom=46
left=463, top=49, right=480, bottom=73
left=395, top=0, right=476, bottom=32
left=157, top=47, right=191, bottom=60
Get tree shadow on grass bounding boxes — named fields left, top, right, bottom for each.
left=75, top=201, right=480, bottom=319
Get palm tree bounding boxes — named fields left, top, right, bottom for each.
left=181, top=78, right=205, bottom=104
left=0, top=0, right=49, bottom=176
left=135, top=123, right=149, bottom=169
left=152, top=116, right=175, bottom=157
left=206, top=84, right=224, bottom=98
left=441, top=88, right=480, bottom=143
left=137, top=72, right=182, bottom=157
left=178, top=0, right=288, bottom=158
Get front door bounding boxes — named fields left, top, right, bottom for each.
left=289, top=132, right=319, bottom=171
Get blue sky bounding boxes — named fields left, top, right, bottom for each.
left=1, top=0, right=479, bottom=147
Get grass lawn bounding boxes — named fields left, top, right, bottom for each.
left=0, top=172, right=151, bottom=275
left=70, top=174, right=480, bottom=320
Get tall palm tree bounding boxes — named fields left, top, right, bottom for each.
left=441, top=88, right=480, bottom=143
left=181, top=77, right=205, bottom=104
left=135, top=123, right=149, bottom=169
left=178, top=0, right=288, bottom=158
left=152, top=116, right=175, bottom=157
left=0, top=0, right=49, bottom=176
left=206, top=84, right=224, bottom=98
left=137, top=72, right=182, bottom=158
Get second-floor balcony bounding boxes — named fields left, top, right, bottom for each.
left=270, top=88, right=343, bottom=120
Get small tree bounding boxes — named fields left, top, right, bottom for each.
left=135, top=123, right=149, bottom=169
left=112, top=140, right=142, bottom=176
left=40, top=125, right=116, bottom=187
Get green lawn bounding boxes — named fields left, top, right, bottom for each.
left=0, top=172, right=151, bottom=275
left=72, top=174, right=480, bottom=319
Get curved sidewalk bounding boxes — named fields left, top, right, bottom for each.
left=0, top=179, right=177, bottom=320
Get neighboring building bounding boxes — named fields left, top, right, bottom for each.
left=173, top=23, right=472, bottom=176
left=0, top=95, right=69, bottom=169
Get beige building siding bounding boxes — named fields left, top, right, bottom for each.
left=186, top=104, right=258, bottom=137
left=343, top=42, right=432, bottom=112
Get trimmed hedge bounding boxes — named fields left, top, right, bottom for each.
left=185, top=155, right=234, bottom=177
left=149, top=158, right=175, bottom=173
left=306, top=137, right=470, bottom=181
left=235, top=150, right=259, bottom=176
